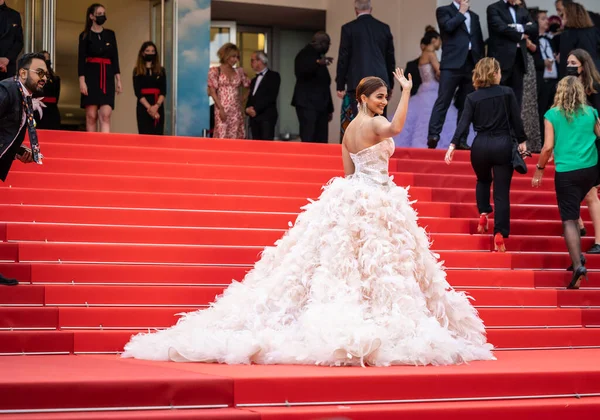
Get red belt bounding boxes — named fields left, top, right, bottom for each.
left=141, top=88, right=161, bottom=127
left=42, top=97, right=57, bottom=104
left=86, top=57, right=111, bottom=94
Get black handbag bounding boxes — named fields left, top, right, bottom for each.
left=502, top=96, right=528, bottom=174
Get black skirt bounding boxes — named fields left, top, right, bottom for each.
left=554, top=165, right=599, bottom=221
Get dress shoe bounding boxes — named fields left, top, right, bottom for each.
left=0, top=274, right=18, bottom=286
left=456, top=142, right=471, bottom=151
left=587, top=243, right=600, bottom=254
left=427, top=136, right=439, bottom=149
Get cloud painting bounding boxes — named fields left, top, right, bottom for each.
left=176, top=0, right=210, bottom=137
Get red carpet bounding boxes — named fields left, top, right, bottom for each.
left=1, top=131, right=599, bottom=418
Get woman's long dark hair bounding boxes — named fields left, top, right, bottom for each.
left=134, top=41, right=163, bottom=77
left=83, top=3, right=104, bottom=39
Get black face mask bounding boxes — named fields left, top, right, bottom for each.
left=566, top=66, right=580, bottom=77
left=144, top=54, right=156, bottom=63
left=95, top=15, right=107, bottom=25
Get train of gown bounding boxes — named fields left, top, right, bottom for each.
left=122, top=138, right=495, bottom=367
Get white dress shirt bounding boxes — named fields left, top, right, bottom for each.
left=252, top=68, right=268, bottom=96
left=453, top=1, right=472, bottom=50
left=503, top=0, right=524, bottom=47
left=539, top=36, right=558, bottom=79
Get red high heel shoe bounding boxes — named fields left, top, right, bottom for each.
left=477, top=213, right=489, bottom=234
left=494, top=233, right=506, bottom=253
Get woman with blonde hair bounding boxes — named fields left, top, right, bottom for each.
left=533, top=76, right=600, bottom=289
left=446, top=58, right=527, bottom=253
left=207, top=43, right=251, bottom=139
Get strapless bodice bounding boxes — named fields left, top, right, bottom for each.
left=348, top=138, right=395, bottom=187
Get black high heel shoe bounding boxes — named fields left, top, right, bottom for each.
left=567, top=255, right=586, bottom=271
left=567, top=266, right=588, bottom=289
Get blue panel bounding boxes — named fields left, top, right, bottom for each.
left=176, top=0, right=211, bottom=136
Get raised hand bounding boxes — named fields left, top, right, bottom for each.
left=393, top=68, right=412, bottom=92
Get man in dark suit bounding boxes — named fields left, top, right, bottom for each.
left=335, top=0, right=395, bottom=120
left=427, top=0, right=484, bottom=150
left=531, top=8, right=558, bottom=144
left=487, top=0, right=538, bottom=108
left=245, top=51, right=280, bottom=140
left=0, top=52, right=47, bottom=285
left=0, top=0, right=24, bottom=81
left=292, top=31, right=334, bottom=144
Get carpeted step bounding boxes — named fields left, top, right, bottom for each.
left=49, top=307, right=591, bottom=330
left=0, top=408, right=259, bottom=420
left=251, top=397, right=600, bottom=420
left=7, top=223, right=595, bottom=252
left=0, top=307, right=58, bottom=329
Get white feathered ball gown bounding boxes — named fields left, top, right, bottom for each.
left=122, top=138, right=495, bottom=366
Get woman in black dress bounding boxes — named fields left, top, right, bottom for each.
left=78, top=3, right=121, bottom=132
left=37, top=51, right=61, bottom=130
left=445, top=58, right=528, bottom=253
left=558, top=2, right=600, bottom=78
left=133, top=41, right=166, bottom=135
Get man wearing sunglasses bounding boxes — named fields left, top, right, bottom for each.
left=0, top=52, right=47, bottom=286
left=0, top=0, right=24, bottom=80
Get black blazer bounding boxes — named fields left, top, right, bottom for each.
left=437, top=3, right=484, bottom=70
left=405, top=58, right=422, bottom=96
left=0, top=5, right=24, bottom=78
left=558, top=27, right=600, bottom=78
left=291, top=44, right=333, bottom=114
left=246, top=69, right=280, bottom=123
left=335, top=14, right=395, bottom=92
left=0, top=78, right=26, bottom=181
left=486, top=0, right=537, bottom=71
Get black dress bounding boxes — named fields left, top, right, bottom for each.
left=78, top=29, right=120, bottom=109
left=37, top=74, right=61, bottom=130
left=133, top=67, right=167, bottom=135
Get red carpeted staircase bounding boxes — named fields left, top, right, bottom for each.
left=1, top=131, right=600, bottom=419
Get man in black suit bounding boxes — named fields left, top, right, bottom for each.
left=487, top=0, right=538, bottom=108
left=0, top=52, right=47, bottom=286
left=531, top=8, right=558, bottom=144
left=292, top=31, right=334, bottom=144
left=0, top=0, right=24, bottom=81
left=427, top=0, right=484, bottom=150
left=335, top=0, right=395, bottom=120
left=245, top=51, right=280, bottom=140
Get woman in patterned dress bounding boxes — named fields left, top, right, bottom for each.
left=208, top=43, right=251, bottom=139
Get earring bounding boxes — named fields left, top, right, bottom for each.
left=361, top=102, right=368, bottom=115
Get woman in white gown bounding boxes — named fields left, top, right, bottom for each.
left=122, top=69, right=495, bottom=367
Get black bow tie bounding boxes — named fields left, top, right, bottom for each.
left=505, top=1, right=514, bottom=9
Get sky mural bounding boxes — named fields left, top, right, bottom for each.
left=177, top=0, right=210, bottom=136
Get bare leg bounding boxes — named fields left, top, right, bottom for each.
left=85, top=105, right=98, bottom=132
left=585, top=187, right=600, bottom=244
left=98, top=105, right=112, bottom=133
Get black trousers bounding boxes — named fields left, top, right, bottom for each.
left=501, top=52, right=526, bottom=109
left=249, top=118, right=276, bottom=140
left=470, top=133, right=514, bottom=237
left=296, top=106, right=328, bottom=143
left=537, top=78, right=558, bottom=145
left=428, top=55, right=475, bottom=144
